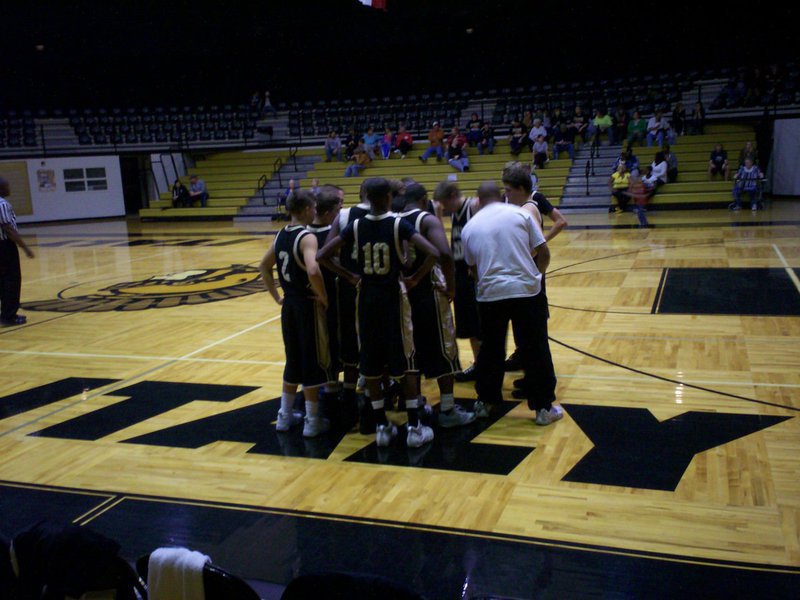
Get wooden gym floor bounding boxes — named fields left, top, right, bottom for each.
left=1, top=203, right=799, bottom=598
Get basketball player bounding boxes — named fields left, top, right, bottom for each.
left=318, top=181, right=372, bottom=427
left=259, top=190, right=331, bottom=438
left=399, top=183, right=476, bottom=427
left=433, top=181, right=481, bottom=383
left=317, top=178, right=441, bottom=448
left=307, top=185, right=358, bottom=427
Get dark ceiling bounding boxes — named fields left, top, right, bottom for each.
left=1, top=1, right=795, bottom=109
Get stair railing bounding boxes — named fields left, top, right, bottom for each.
left=585, top=159, right=591, bottom=196
left=288, top=145, right=298, bottom=170
left=257, top=174, right=268, bottom=206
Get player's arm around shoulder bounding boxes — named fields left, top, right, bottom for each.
left=259, top=238, right=282, bottom=305
left=421, top=213, right=455, bottom=300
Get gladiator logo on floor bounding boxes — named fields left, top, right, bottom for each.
left=22, top=265, right=263, bottom=312
left=1, top=379, right=791, bottom=486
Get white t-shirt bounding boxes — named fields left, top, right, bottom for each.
left=461, top=201, right=545, bottom=302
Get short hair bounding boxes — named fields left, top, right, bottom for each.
left=477, top=182, right=502, bottom=203
left=286, top=189, right=315, bottom=215
left=364, top=178, right=391, bottom=203
left=434, top=180, right=459, bottom=202
left=320, top=183, right=343, bottom=194
left=403, top=183, right=427, bottom=207
left=315, top=188, right=341, bottom=215
left=502, top=165, right=533, bottom=194
left=389, top=179, right=404, bottom=197
left=359, top=179, right=369, bottom=202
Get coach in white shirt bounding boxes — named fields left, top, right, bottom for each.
left=461, top=182, right=562, bottom=426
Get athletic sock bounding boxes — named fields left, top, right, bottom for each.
left=305, top=400, right=319, bottom=419
left=371, top=399, right=388, bottom=425
left=280, top=392, right=294, bottom=414
left=440, top=393, right=455, bottom=413
left=405, top=396, right=420, bottom=427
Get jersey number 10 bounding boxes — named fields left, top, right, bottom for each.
left=362, top=242, right=390, bottom=275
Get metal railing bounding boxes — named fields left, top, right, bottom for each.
left=256, top=174, right=268, bottom=206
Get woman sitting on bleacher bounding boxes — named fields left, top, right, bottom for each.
left=171, top=179, right=190, bottom=208
left=647, top=152, right=668, bottom=197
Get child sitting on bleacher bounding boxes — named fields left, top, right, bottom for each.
left=729, top=158, right=764, bottom=211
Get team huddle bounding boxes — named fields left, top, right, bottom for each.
left=259, top=165, right=565, bottom=449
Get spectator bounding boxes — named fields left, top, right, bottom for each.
left=309, top=178, right=320, bottom=195
left=613, top=107, right=628, bottom=146
left=188, top=175, right=208, bottom=207
left=626, top=110, right=647, bottom=148
left=395, top=125, right=413, bottom=158
left=532, top=135, right=549, bottom=169
left=345, top=140, right=371, bottom=177
left=380, top=127, right=394, bottom=159
left=419, top=122, right=445, bottom=162
left=446, top=127, right=470, bottom=172
left=324, top=131, right=342, bottom=162
left=730, top=158, right=764, bottom=211
left=612, top=150, right=639, bottom=176
left=550, top=107, right=566, bottom=131
left=540, top=109, right=552, bottom=132
left=646, top=111, right=668, bottom=146
left=527, top=118, right=548, bottom=146
left=589, top=108, right=615, bottom=145
left=509, top=119, right=527, bottom=156
left=278, top=178, right=299, bottom=218
left=465, top=112, right=483, bottom=146
left=261, top=90, right=278, bottom=116
left=663, top=145, right=679, bottom=183
left=649, top=151, right=668, bottom=196
left=738, top=141, right=758, bottom=166
left=570, top=106, right=589, bottom=146
left=688, top=102, right=705, bottom=135
left=477, top=122, right=496, bottom=155
left=672, top=102, right=686, bottom=136
left=250, top=91, right=262, bottom=113
left=552, top=123, right=575, bottom=160
left=363, top=126, right=380, bottom=160
left=642, top=165, right=658, bottom=197
left=171, top=179, right=190, bottom=208
left=609, top=163, right=631, bottom=213
left=522, top=110, right=534, bottom=130
left=344, top=128, right=358, bottom=160
left=708, top=143, right=730, bottom=181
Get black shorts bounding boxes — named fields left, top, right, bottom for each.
left=357, top=283, right=416, bottom=379
left=337, top=279, right=359, bottom=367
left=281, top=295, right=331, bottom=387
left=408, top=282, right=461, bottom=379
left=324, top=280, right=342, bottom=378
left=454, top=261, right=481, bottom=340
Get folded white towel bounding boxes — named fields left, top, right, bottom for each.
left=147, top=547, right=210, bottom=600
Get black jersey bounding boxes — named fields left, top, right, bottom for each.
left=307, top=224, right=337, bottom=291
left=450, top=197, right=475, bottom=263
left=274, top=225, right=313, bottom=297
left=399, top=208, right=436, bottom=292
left=338, top=203, right=371, bottom=273
left=341, top=212, right=415, bottom=289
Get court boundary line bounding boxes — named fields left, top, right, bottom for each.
left=1, top=480, right=798, bottom=576
left=773, top=243, right=800, bottom=295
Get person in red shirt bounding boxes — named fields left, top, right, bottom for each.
left=446, top=127, right=470, bottom=172
left=394, top=125, right=413, bottom=159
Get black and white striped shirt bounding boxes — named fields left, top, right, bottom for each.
left=0, top=196, right=18, bottom=241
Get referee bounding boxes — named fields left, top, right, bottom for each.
left=0, top=178, right=35, bottom=326
left=461, top=181, right=561, bottom=426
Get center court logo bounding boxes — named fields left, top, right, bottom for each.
left=23, top=265, right=263, bottom=312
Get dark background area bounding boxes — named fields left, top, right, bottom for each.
left=1, top=0, right=796, bottom=109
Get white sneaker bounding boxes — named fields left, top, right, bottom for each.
left=438, top=404, right=477, bottom=428
left=407, top=423, right=434, bottom=448
left=276, top=409, right=303, bottom=431
left=535, top=405, right=563, bottom=426
left=303, top=416, right=330, bottom=438
left=376, top=423, right=398, bottom=447
left=473, top=400, right=490, bottom=419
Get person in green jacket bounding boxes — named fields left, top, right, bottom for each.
left=626, top=111, right=647, bottom=149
